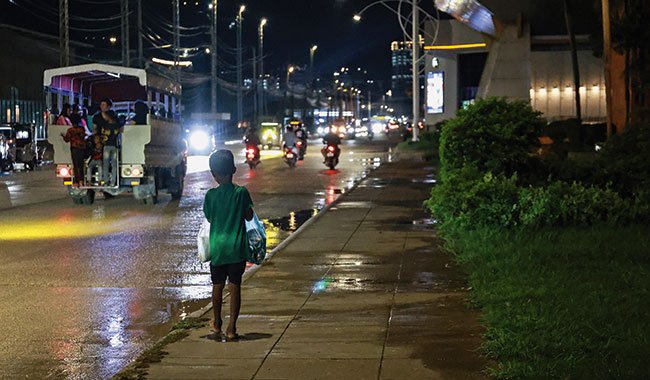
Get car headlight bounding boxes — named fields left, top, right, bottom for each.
left=317, top=127, right=324, bottom=134
left=189, top=131, right=210, bottom=150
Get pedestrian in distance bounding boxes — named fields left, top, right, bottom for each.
left=61, top=113, right=88, bottom=187
left=203, top=150, right=254, bottom=341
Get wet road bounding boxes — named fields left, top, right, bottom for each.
left=0, top=136, right=397, bottom=379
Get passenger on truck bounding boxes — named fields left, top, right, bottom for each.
left=92, top=98, right=123, bottom=187
left=86, top=134, right=104, bottom=185
left=128, top=100, right=149, bottom=125
left=56, top=104, right=72, bottom=126
left=61, top=113, right=88, bottom=187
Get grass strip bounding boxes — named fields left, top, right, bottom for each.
left=444, top=225, right=650, bottom=379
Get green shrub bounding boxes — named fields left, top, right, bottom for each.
left=428, top=175, right=632, bottom=230
left=600, top=123, right=650, bottom=196
left=439, top=98, right=544, bottom=181
left=427, top=168, right=521, bottom=231
left=518, top=181, right=630, bottom=227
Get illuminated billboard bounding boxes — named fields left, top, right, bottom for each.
left=427, top=72, right=444, bottom=114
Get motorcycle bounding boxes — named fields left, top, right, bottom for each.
left=284, top=146, right=297, bottom=168
left=246, top=145, right=260, bottom=169
left=295, top=139, right=307, bottom=161
left=323, top=144, right=340, bottom=170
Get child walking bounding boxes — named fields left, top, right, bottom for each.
left=203, top=150, right=254, bottom=341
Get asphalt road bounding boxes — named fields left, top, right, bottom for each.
left=0, top=135, right=398, bottom=379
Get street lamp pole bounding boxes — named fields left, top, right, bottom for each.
left=236, top=5, right=246, bottom=125
left=259, top=18, right=267, bottom=117
left=411, top=0, right=420, bottom=142
left=309, top=45, right=318, bottom=85
left=210, top=0, right=218, bottom=114
left=286, top=66, right=295, bottom=118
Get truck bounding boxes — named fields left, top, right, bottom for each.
left=44, top=63, right=187, bottom=205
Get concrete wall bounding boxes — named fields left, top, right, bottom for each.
left=530, top=50, right=606, bottom=122
left=477, top=24, right=531, bottom=101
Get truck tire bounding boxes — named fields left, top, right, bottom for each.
left=169, top=164, right=185, bottom=200
left=82, top=190, right=96, bottom=205
left=138, top=174, right=158, bottom=205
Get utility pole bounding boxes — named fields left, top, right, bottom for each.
left=137, top=0, right=143, bottom=68
left=601, top=0, right=613, bottom=137
left=211, top=0, right=218, bottom=114
left=121, top=0, right=130, bottom=67
left=173, top=0, right=180, bottom=83
left=411, top=0, right=420, bottom=142
left=59, top=0, right=69, bottom=67
left=236, top=5, right=245, bottom=125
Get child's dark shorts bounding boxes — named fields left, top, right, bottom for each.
left=210, top=261, right=247, bottom=285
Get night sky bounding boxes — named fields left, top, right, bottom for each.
left=1, top=0, right=438, bottom=86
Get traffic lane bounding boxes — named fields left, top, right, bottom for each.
left=0, top=136, right=396, bottom=379
left=0, top=166, right=69, bottom=210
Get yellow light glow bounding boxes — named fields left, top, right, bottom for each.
left=0, top=219, right=120, bottom=241
left=424, top=43, right=487, bottom=50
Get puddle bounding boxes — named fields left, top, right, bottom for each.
left=267, top=209, right=320, bottom=232
left=332, top=201, right=374, bottom=209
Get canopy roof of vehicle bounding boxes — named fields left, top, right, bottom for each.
left=43, top=63, right=181, bottom=99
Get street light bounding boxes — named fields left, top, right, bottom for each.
left=259, top=18, right=268, bottom=119
left=309, top=45, right=318, bottom=84
left=353, top=0, right=427, bottom=142
left=236, top=4, right=246, bottom=124
left=286, top=65, right=296, bottom=118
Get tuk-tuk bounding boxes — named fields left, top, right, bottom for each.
left=0, top=123, right=37, bottom=171
left=259, top=121, right=282, bottom=150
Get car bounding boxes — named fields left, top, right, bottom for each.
left=0, top=123, right=38, bottom=171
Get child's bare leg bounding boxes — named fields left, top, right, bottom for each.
left=211, top=283, right=225, bottom=333
left=226, top=283, right=241, bottom=338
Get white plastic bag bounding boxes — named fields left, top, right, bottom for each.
left=245, top=212, right=266, bottom=265
left=197, top=218, right=211, bottom=263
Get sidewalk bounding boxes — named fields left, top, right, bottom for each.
left=141, top=159, right=486, bottom=380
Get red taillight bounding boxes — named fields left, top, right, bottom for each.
left=247, top=148, right=256, bottom=154
left=132, top=168, right=142, bottom=177
left=296, top=141, right=303, bottom=147
left=327, top=146, right=335, bottom=152
left=59, top=167, right=71, bottom=177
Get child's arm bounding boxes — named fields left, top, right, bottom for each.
left=244, top=207, right=253, bottom=222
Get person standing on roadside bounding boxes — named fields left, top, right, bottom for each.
left=203, top=150, right=254, bottom=341
left=93, top=98, right=123, bottom=186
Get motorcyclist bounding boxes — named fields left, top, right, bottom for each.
left=243, top=127, right=261, bottom=162
left=244, top=127, right=261, bottom=147
left=282, top=125, right=298, bottom=155
left=321, top=129, right=342, bottom=163
left=293, top=123, right=308, bottom=159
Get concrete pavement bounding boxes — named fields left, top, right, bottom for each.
left=136, top=158, right=487, bottom=380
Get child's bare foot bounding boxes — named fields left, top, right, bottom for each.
left=210, top=319, right=223, bottom=335
left=225, top=327, right=240, bottom=341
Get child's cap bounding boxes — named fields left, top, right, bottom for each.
left=209, top=149, right=236, bottom=176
